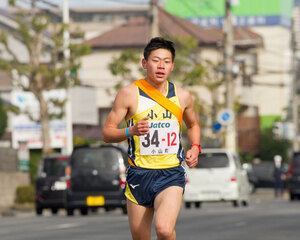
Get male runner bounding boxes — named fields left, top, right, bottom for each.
left=102, top=37, right=201, bottom=240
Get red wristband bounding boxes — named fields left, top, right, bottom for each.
left=191, top=144, right=201, bottom=153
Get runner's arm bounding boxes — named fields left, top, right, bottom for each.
left=182, top=91, right=201, bottom=168
left=102, top=86, right=149, bottom=143
left=102, top=87, right=131, bottom=143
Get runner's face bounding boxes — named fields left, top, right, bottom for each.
left=142, top=48, right=174, bottom=84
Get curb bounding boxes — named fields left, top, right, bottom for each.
left=1, top=205, right=34, bottom=217
left=250, top=188, right=289, bottom=201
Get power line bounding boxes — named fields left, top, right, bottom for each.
left=14, top=0, right=151, bottom=8
left=92, top=0, right=150, bottom=5
left=14, top=0, right=59, bottom=9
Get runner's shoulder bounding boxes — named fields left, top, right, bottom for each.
left=117, top=82, right=138, bottom=99
left=176, top=86, right=192, bottom=101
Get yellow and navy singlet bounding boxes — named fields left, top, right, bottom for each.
left=126, top=80, right=184, bottom=169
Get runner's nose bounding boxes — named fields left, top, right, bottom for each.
left=158, top=60, right=165, bottom=69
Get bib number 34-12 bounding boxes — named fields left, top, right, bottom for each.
left=139, top=120, right=179, bottom=155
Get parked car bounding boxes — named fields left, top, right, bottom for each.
left=184, top=148, right=251, bottom=208
left=242, top=163, right=258, bottom=193
left=65, top=144, right=128, bottom=216
left=251, top=161, right=275, bottom=188
left=35, top=155, right=68, bottom=215
left=287, top=152, right=300, bottom=200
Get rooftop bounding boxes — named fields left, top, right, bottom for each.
left=86, top=7, right=263, bottom=49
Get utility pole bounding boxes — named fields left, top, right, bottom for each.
left=150, top=0, right=159, bottom=38
left=291, top=5, right=300, bottom=152
left=223, top=0, right=237, bottom=151
left=62, top=0, right=73, bottom=155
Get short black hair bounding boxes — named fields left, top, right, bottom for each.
left=143, top=37, right=175, bottom=62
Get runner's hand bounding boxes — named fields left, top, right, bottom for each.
left=184, top=147, right=199, bottom=168
left=132, top=117, right=149, bottom=136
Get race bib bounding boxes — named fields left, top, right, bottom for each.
left=139, top=120, right=179, bottom=155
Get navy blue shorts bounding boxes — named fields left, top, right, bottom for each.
left=124, top=165, right=186, bottom=208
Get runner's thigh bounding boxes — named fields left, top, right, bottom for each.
left=154, top=186, right=183, bottom=229
left=127, top=200, right=154, bottom=239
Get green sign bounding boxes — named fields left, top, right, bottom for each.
left=165, top=0, right=294, bottom=27
left=18, top=141, right=29, bottom=172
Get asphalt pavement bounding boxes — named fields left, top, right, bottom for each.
left=0, top=188, right=283, bottom=218
left=0, top=189, right=299, bottom=240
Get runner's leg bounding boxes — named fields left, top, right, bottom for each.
left=127, top=199, right=154, bottom=240
left=154, top=186, right=183, bottom=240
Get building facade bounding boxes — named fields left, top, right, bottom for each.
left=165, top=0, right=294, bottom=128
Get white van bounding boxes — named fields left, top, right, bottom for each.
left=183, top=148, right=251, bottom=208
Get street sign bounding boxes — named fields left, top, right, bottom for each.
left=217, top=109, right=234, bottom=125
left=273, top=122, right=295, bottom=140
left=18, top=141, right=29, bottom=172
left=212, top=122, right=222, bottom=132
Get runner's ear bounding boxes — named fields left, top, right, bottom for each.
left=142, top=58, right=147, bottom=69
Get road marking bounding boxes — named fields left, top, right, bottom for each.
left=234, top=221, right=246, bottom=227
left=47, top=223, right=83, bottom=230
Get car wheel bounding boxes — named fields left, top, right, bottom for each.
left=80, top=208, right=88, bottom=215
left=66, top=208, right=74, bottom=216
left=185, top=202, right=191, bottom=209
left=122, top=207, right=128, bottom=215
left=51, top=208, right=58, bottom=215
left=36, top=207, right=43, bottom=216
left=290, top=193, right=296, bottom=201
left=91, top=208, right=97, bottom=213
left=195, top=202, right=201, bottom=208
left=105, top=207, right=113, bottom=212
left=232, top=200, right=239, bottom=207
left=241, top=200, right=248, bottom=207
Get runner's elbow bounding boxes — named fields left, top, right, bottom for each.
left=102, top=129, right=111, bottom=143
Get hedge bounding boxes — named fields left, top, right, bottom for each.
left=15, top=185, right=34, bottom=204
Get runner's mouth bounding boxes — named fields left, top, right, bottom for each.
left=156, top=72, right=165, bottom=77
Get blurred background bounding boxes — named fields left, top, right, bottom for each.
left=0, top=0, right=299, bottom=219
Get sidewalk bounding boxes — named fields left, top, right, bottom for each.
left=0, top=204, right=34, bottom=217
left=250, top=188, right=289, bottom=201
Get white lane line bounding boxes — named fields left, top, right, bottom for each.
left=46, top=223, right=83, bottom=230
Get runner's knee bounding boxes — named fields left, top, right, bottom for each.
left=155, top=222, right=174, bottom=239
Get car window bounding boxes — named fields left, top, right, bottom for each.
left=196, top=153, right=229, bottom=168
left=43, top=157, right=68, bottom=177
left=72, top=148, right=120, bottom=170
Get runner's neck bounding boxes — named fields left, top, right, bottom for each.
left=144, top=78, right=168, bottom=95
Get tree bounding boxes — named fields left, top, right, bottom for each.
left=0, top=3, right=90, bottom=155
left=108, top=48, right=142, bottom=95
left=0, top=98, right=8, bottom=138
left=260, top=127, right=291, bottom=162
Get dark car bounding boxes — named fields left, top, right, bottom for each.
left=250, top=161, right=287, bottom=190
left=251, top=161, right=275, bottom=188
left=65, top=145, right=128, bottom=216
left=35, top=155, right=68, bottom=215
left=288, top=152, right=300, bottom=200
